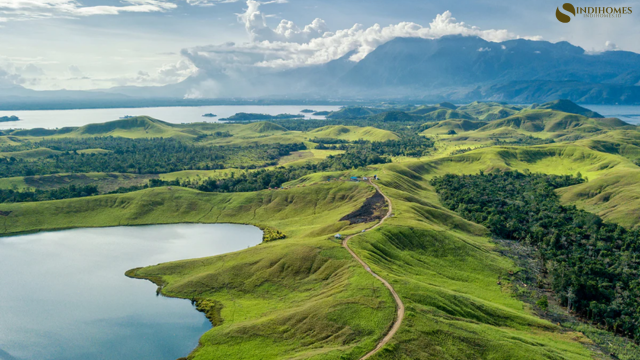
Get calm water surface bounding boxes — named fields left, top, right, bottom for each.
left=582, top=105, right=640, bottom=125
left=0, top=224, right=262, bottom=360
left=0, top=105, right=340, bottom=130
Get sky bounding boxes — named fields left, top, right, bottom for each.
left=0, top=0, right=638, bottom=91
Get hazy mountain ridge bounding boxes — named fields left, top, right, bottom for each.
left=3, top=36, right=640, bottom=106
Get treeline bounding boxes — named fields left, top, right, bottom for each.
left=0, top=184, right=98, bottom=203
left=431, top=171, right=640, bottom=341
left=268, top=118, right=427, bottom=138
left=0, top=137, right=306, bottom=177
left=131, top=146, right=388, bottom=193
left=193, top=146, right=388, bottom=192
left=353, top=136, right=434, bottom=157
left=316, top=136, right=435, bottom=157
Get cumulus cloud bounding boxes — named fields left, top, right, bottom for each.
left=585, top=41, right=621, bottom=55
left=604, top=41, right=619, bottom=51
left=0, top=67, right=23, bottom=86
left=156, top=59, right=198, bottom=82
left=0, top=0, right=178, bottom=21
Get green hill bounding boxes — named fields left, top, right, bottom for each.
left=368, top=110, right=418, bottom=122
left=420, top=108, right=476, bottom=121
left=308, top=125, right=399, bottom=141
left=531, top=99, right=603, bottom=118
left=457, top=101, right=523, bottom=121
left=421, top=119, right=488, bottom=134
left=0, top=166, right=601, bottom=360
left=76, top=116, right=182, bottom=137
left=244, top=121, right=287, bottom=133
left=0, top=147, right=62, bottom=160
left=326, top=106, right=384, bottom=119
left=478, top=110, right=631, bottom=133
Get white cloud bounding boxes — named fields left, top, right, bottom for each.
left=604, top=41, right=619, bottom=51
left=68, top=65, right=84, bottom=77
left=585, top=41, right=622, bottom=55
left=156, top=59, right=197, bottom=82
left=0, top=0, right=177, bottom=21
left=16, top=63, right=45, bottom=76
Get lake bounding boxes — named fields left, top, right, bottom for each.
left=0, top=104, right=637, bottom=131
left=0, top=105, right=341, bottom=130
left=582, top=105, right=640, bottom=125
left=0, top=224, right=262, bottom=360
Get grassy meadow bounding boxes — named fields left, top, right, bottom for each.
left=2, top=101, right=640, bottom=359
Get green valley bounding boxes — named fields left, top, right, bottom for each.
left=2, top=100, right=640, bottom=360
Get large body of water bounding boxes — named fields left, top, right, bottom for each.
left=582, top=105, right=640, bottom=125
left=0, top=105, right=341, bottom=130
left=0, top=224, right=262, bottom=360
left=0, top=104, right=637, bottom=131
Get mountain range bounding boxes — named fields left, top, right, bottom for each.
left=3, top=35, right=640, bottom=108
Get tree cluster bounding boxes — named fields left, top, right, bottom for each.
left=0, top=137, right=306, bottom=177
left=431, top=171, right=640, bottom=340
left=0, top=184, right=98, bottom=203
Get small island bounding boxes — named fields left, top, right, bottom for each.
left=300, top=109, right=315, bottom=113
left=221, top=113, right=305, bottom=121
left=312, top=111, right=331, bottom=116
left=0, top=115, right=20, bottom=123
left=202, top=113, right=217, bottom=117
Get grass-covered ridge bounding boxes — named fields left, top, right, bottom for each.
left=1, top=168, right=603, bottom=360
left=431, top=171, right=640, bottom=341
left=3, top=100, right=640, bottom=359
left=0, top=181, right=398, bottom=359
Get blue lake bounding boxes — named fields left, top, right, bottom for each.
left=582, top=104, right=640, bottom=125
left=0, top=105, right=340, bottom=130
left=0, top=224, right=262, bottom=360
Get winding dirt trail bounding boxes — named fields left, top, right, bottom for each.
left=342, top=180, right=404, bottom=360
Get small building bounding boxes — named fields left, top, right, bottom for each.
left=350, top=176, right=359, bottom=181
left=334, top=234, right=342, bottom=239
left=363, top=177, right=368, bottom=181
left=373, top=174, right=378, bottom=180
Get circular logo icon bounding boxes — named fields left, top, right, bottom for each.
left=556, top=3, right=576, bottom=22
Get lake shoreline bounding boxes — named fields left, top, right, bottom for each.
left=0, top=223, right=263, bottom=360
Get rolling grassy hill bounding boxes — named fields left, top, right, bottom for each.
left=6, top=138, right=640, bottom=358
left=3, top=101, right=640, bottom=359
left=308, top=125, right=399, bottom=141
left=477, top=110, right=631, bottom=134
left=0, top=182, right=397, bottom=360
left=457, top=102, right=523, bottom=121
left=0, top=164, right=603, bottom=359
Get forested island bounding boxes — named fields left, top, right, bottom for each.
left=221, top=112, right=304, bottom=121
left=0, top=115, right=20, bottom=122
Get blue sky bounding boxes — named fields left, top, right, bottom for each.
left=0, top=0, right=637, bottom=90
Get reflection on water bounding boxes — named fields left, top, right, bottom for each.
left=0, top=224, right=262, bottom=360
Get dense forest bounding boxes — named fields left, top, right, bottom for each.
left=155, top=145, right=389, bottom=193
left=0, top=184, right=98, bottom=203
left=0, top=137, right=306, bottom=177
left=431, top=171, right=640, bottom=341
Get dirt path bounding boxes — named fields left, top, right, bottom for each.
left=342, top=180, right=404, bottom=360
